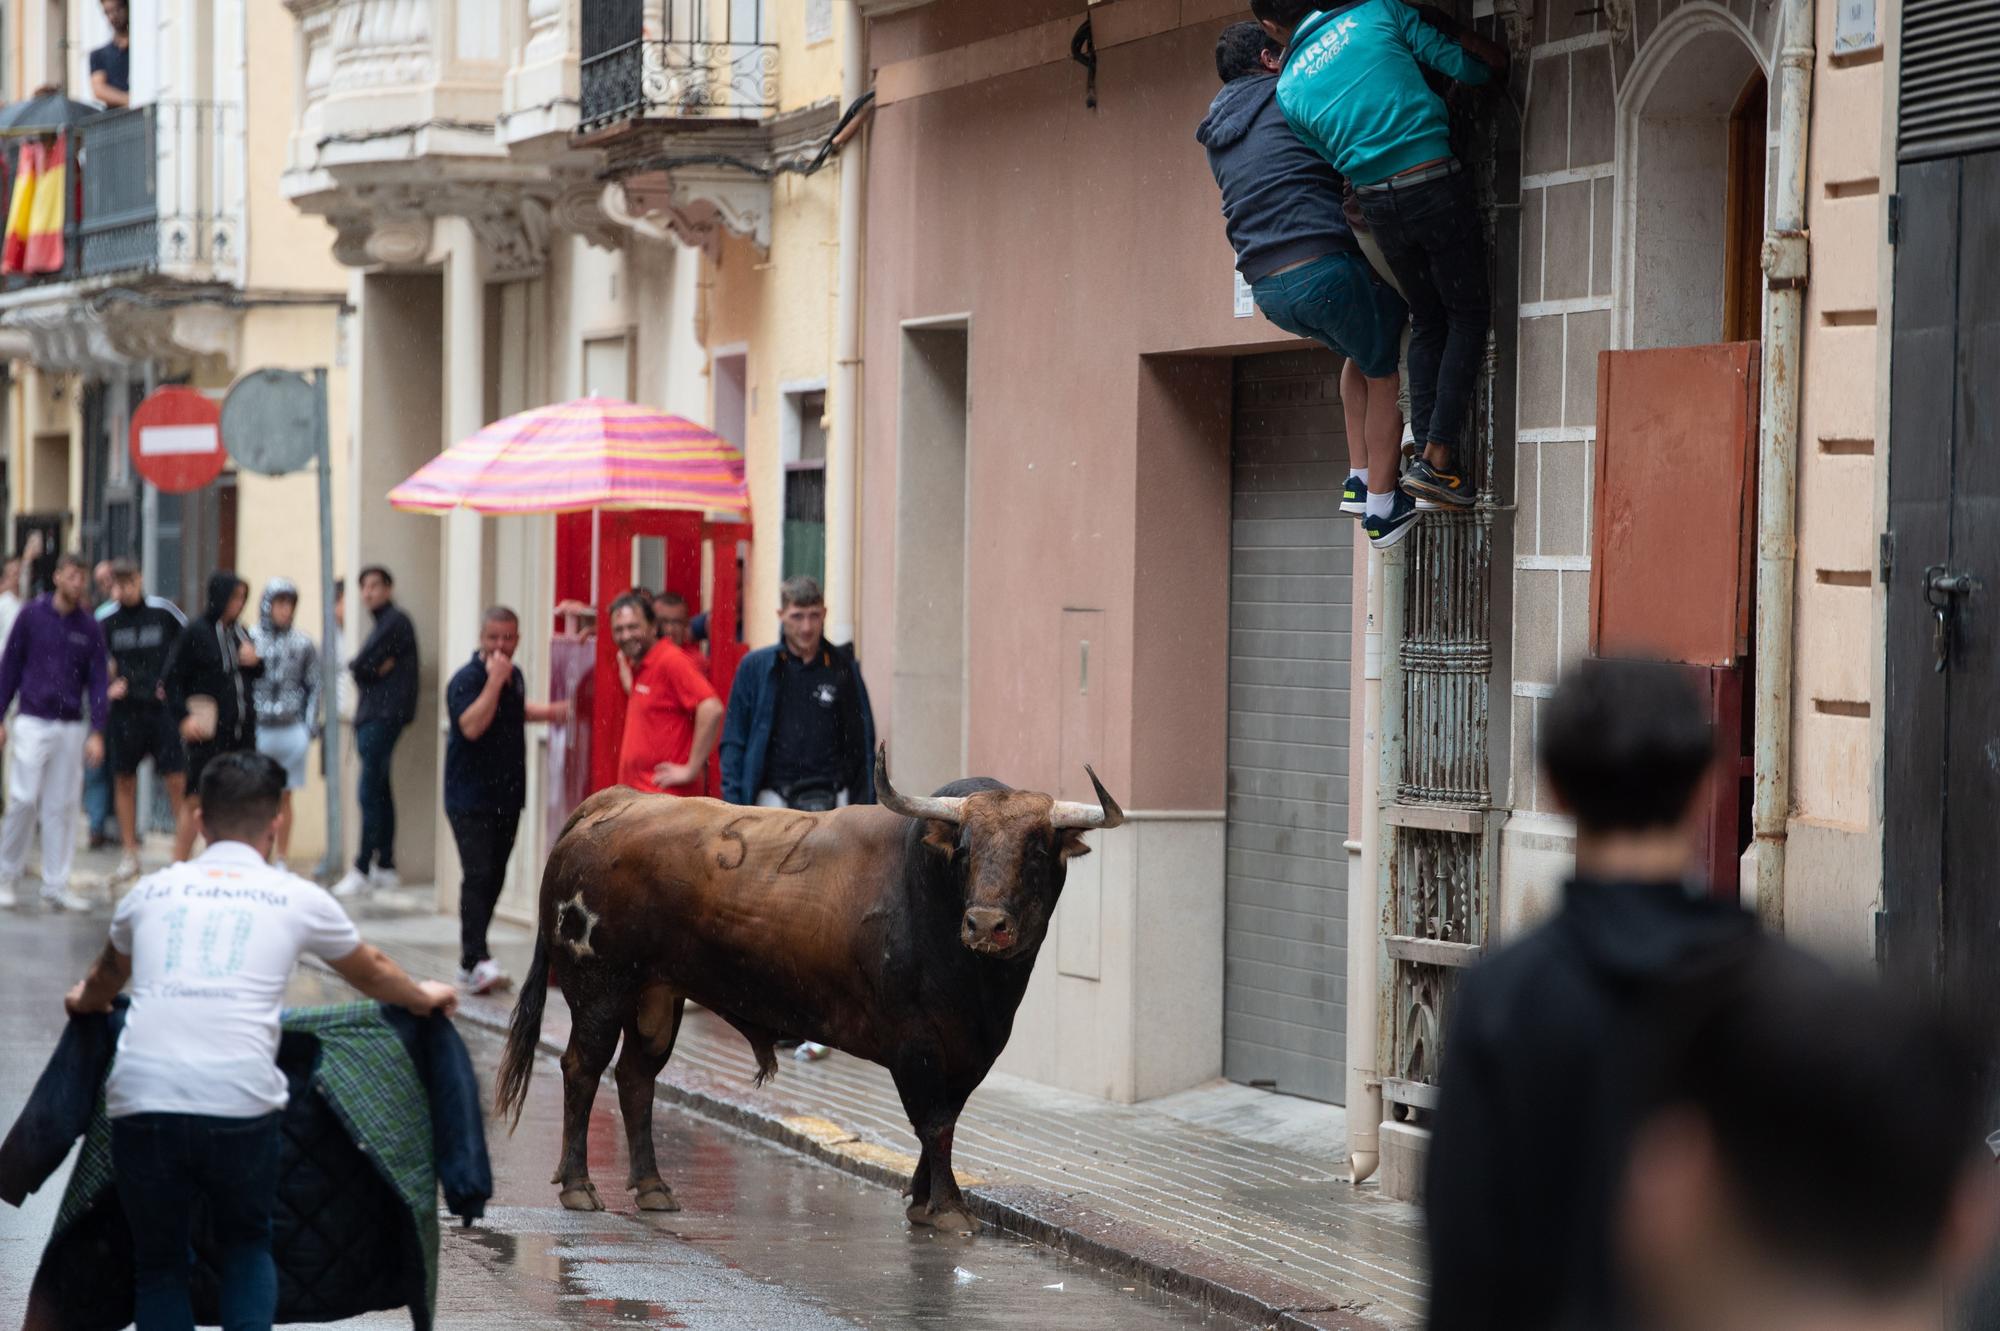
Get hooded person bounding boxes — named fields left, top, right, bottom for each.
left=1197, top=21, right=1413, bottom=549
left=251, top=578, right=320, bottom=872
left=161, top=570, right=263, bottom=857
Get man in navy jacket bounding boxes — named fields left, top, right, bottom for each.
left=719, top=576, right=875, bottom=810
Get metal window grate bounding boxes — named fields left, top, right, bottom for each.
left=1899, top=0, right=2000, bottom=162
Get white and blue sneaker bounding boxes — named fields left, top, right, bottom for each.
left=1340, top=472, right=1367, bottom=517
left=1363, top=489, right=1424, bottom=550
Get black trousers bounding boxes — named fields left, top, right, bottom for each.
left=448, top=808, right=520, bottom=972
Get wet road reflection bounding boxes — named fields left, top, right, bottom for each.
left=2, top=916, right=1242, bottom=1329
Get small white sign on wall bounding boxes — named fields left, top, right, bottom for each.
left=1834, top=0, right=1878, bottom=55
left=1234, top=270, right=1255, bottom=319
left=806, top=0, right=833, bottom=45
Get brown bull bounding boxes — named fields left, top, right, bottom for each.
left=494, top=747, right=1123, bottom=1233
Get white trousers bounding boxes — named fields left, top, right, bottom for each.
left=0, top=715, right=85, bottom=891
left=755, top=789, right=850, bottom=809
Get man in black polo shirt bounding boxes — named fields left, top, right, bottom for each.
left=444, top=606, right=567, bottom=994
left=89, top=0, right=131, bottom=108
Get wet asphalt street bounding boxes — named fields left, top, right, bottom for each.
left=2, top=910, right=1241, bottom=1329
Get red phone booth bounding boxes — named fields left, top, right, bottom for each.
left=551, top=509, right=751, bottom=803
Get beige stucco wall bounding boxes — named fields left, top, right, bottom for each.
left=1778, top=1, right=1892, bottom=965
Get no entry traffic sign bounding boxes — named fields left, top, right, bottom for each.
left=130, top=386, right=225, bottom=493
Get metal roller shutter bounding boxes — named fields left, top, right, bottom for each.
left=1223, top=350, right=1352, bottom=1104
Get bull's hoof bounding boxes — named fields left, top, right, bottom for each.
left=908, top=1201, right=978, bottom=1235
left=558, top=1181, right=605, bottom=1212
left=634, top=1183, right=680, bottom=1212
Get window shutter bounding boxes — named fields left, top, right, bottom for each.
left=1900, top=0, right=2000, bottom=162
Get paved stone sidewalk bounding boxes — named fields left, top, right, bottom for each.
left=347, top=900, right=1429, bottom=1331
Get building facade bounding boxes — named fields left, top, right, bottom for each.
left=0, top=0, right=352, bottom=864
left=848, top=0, right=1910, bottom=1200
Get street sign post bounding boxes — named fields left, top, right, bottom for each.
left=220, top=368, right=342, bottom=881
left=129, top=387, right=226, bottom=494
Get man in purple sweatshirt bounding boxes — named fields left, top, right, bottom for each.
left=0, top=552, right=109, bottom=911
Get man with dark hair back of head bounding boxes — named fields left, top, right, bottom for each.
left=444, top=605, right=570, bottom=993
left=335, top=566, right=418, bottom=898
left=0, top=550, right=110, bottom=912
left=63, top=749, right=457, bottom=1331
left=609, top=592, right=722, bottom=799
left=1423, top=658, right=1760, bottom=1331
left=1618, top=944, right=1998, bottom=1331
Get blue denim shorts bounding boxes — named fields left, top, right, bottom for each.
left=1251, top=251, right=1408, bottom=379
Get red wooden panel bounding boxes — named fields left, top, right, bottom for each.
left=1591, top=344, right=1760, bottom=666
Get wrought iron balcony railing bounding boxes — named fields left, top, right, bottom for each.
left=0, top=100, right=241, bottom=292
left=581, top=38, right=780, bottom=129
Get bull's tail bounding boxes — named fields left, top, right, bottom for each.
left=494, top=925, right=551, bottom=1131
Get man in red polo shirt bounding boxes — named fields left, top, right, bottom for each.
left=610, top=592, right=722, bottom=795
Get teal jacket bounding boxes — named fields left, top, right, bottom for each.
left=1276, top=0, right=1492, bottom=187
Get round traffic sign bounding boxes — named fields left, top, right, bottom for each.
left=222, top=369, right=319, bottom=477
left=129, top=387, right=225, bottom=494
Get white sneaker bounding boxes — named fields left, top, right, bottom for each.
left=0, top=881, right=16, bottom=909
left=369, top=866, right=402, bottom=892
left=467, top=958, right=510, bottom=995
left=112, top=854, right=142, bottom=884
left=332, top=869, right=370, bottom=898
left=42, top=887, right=95, bottom=913
left=792, top=1041, right=830, bottom=1063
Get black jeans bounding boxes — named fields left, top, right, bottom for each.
left=111, top=1111, right=282, bottom=1331
left=1357, top=168, right=1490, bottom=455
left=448, top=808, right=520, bottom=971
left=354, top=719, right=404, bottom=874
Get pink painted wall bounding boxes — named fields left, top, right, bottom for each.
left=860, top=5, right=1299, bottom=810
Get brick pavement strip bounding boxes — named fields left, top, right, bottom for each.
left=338, top=910, right=1427, bottom=1330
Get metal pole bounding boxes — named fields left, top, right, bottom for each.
left=314, top=369, right=343, bottom=882
left=139, top=366, right=160, bottom=835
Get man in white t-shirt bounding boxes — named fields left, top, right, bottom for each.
left=64, top=749, right=459, bottom=1331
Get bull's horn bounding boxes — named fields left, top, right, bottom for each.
left=875, top=745, right=967, bottom=823
left=1049, top=765, right=1127, bottom=830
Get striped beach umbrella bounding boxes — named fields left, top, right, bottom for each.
left=387, top=397, right=750, bottom=517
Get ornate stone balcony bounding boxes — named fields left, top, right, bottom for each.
left=283, top=0, right=612, bottom=275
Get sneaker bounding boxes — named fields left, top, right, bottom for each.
left=42, top=887, right=96, bottom=913
left=369, top=866, right=402, bottom=892
left=0, top=881, right=15, bottom=910
left=1402, top=458, right=1475, bottom=509
left=1363, top=490, right=1424, bottom=550
left=792, top=1041, right=830, bottom=1063
left=112, top=854, right=142, bottom=885
left=468, top=958, right=510, bottom=995
left=332, top=868, right=371, bottom=898
left=1339, top=472, right=1366, bottom=517
left=1400, top=424, right=1418, bottom=460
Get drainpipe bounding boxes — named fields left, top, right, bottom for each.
left=1750, top=0, right=1814, bottom=931
left=827, top=1, right=869, bottom=648
left=1346, top=541, right=1385, bottom=1184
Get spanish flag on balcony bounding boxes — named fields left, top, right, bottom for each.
left=2, top=132, right=66, bottom=275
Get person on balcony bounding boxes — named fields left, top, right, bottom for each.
left=90, top=0, right=130, bottom=110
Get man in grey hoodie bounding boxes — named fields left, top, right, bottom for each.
left=1197, top=21, right=1415, bottom=548
left=250, top=578, right=320, bottom=872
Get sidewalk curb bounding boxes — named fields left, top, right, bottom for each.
left=372, top=950, right=1388, bottom=1331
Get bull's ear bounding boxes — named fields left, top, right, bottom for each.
left=1058, top=829, right=1092, bottom=861
left=922, top=821, right=959, bottom=856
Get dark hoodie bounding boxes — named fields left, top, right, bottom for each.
left=162, top=571, right=264, bottom=750
left=1196, top=72, right=1357, bottom=283
left=1423, top=878, right=1759, bottom=1331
